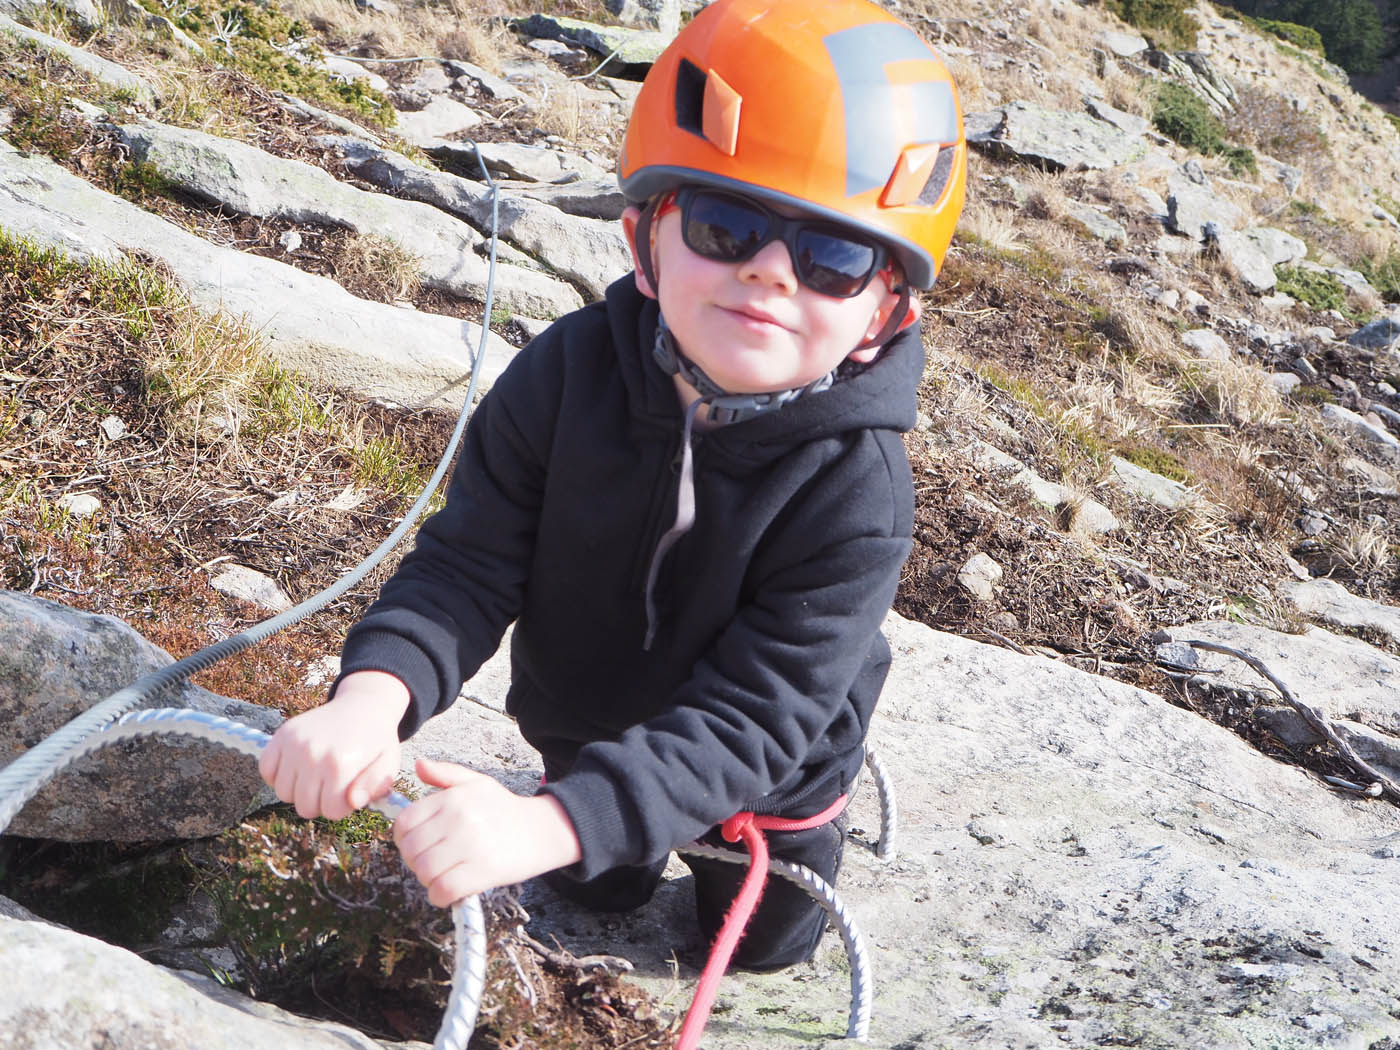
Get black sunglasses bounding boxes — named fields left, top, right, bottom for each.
left=672, top=187, right=889, bottom=299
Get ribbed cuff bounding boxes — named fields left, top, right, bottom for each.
left=538, top=765, right=639, bottom=880
left=334, top=629, right=442, bottom=740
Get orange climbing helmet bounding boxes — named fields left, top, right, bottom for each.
left=618, top=0, right=966, bottom=290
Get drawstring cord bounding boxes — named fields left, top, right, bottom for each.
left=643, top=396, right=704, bottom=650
left=675, top=794, right=851, bottom=1050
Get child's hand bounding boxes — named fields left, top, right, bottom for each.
left=394, top=758, right=583, bottom=908
left=258, top=670, right=410, bottom=821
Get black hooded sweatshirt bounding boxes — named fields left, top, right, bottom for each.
left=336, top=276, right=920, bottom=880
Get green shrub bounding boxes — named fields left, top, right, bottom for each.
left=1220, top=144, right=1257, bottom=178
left=1291, top=383, right=1336, bottom=404
left=132, top=0, right=391, bottom=125
left=1152, top=84, right=1262, bottom=177
left=209, top=812, right=453, bottom=1011
left=1103, top=0, right=1200, bottom=50
left=1359, top=250, right=1400, bottom=303
left=1274, top=265, right=1347, bottom=311
left=1256, top=17, right=1324, bottom=54
left=1153, top=82, right=1226, bottom=154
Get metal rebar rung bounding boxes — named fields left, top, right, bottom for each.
left=0, top=707, right=487, bottom=1050
left=675, top=841, right=873, bottom=1042
left=864, top=748, right=899, bottom=861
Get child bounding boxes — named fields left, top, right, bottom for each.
left=260, top=0, right=966, bottom=972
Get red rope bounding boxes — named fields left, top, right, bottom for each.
left=674, top=794, right=849, bottom=1050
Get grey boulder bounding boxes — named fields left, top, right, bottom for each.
left=0, top=591, right=280, bottom=841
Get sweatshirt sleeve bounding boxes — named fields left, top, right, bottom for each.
left=540, top=430, right=913, bottom=878
left=332, top=328, right=567, bottom=738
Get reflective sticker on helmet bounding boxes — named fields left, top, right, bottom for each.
left=703, top=68, right=743, bottom=157
left=881, top=142, right=940, bottom=208
left=823, top=22, right=960, bottom=199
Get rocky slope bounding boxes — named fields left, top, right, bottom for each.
left=2, top=0, right=1400, bottom=1047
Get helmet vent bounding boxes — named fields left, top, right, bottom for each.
left=917, top=145, right=957, bottom=207
left=675, top=58, right=708, bottom=137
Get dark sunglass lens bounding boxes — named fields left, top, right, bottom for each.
left=685, top=193, right=769, bottom=261
left=795, top=230, right=878, bottom=297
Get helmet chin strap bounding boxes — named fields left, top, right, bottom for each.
left=857, top=282, right=912, bottom=351
left=652, top=318, right=834, bottom=425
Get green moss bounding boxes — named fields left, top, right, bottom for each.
left=1274, top=265, right=1347, bottom=312
left=130, top=0, right=393, bottom=126
left=980, top=363, right=1050, bottom=418
left=1292, top=383, right=1336, bottom=405
left=1102, top=0, right=1200, bottom=50
left=1115, top=443, right=1191, bottom=482
left=1358, top=250, right=1400, bottom=302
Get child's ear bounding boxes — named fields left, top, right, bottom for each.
left=849, top=294, right=921, bottom=363
left=621, top=206, right=658, bottom=300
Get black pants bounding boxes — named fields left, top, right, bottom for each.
left=542, top=754, right=846, bottom=971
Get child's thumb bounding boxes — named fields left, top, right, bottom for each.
left=415, top=757, right=478, bottom=790
left=346, top=758, right=394, bottom=810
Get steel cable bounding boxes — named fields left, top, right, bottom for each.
left=0, top=140, right=501, bottom=829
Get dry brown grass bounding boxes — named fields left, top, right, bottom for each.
left=526, top=78, right=625, bottom=147
left=1097, top=296, right=1186, bottom=368
left=956, top=199, right=1027, bottom=254
left=1021, top=168, right=1073, bottom=222
left=944, top=51, right=991, bottom=112
left=1100, top=65, right=1151, bottom=118
left=1325, top=519, right=1395, bottom=577
left=329, top=233, right=423, bottom=303
left=1185, top=357, right=1287, bottom=426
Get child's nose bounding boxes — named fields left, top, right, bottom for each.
left=738, top=239, right=799, bottom=293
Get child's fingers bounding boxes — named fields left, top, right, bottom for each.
left=293, top=770, right=326, bottom=819
left=424, top=861, right=476, bottom=909
left=257, top=735, right=281, bottom=784
left=395, top=814, right=454, bottom=877
left=414, top=757, right=478, bottom=789
left=399, top=829, right=483, bottom=907
left=346, top=750, right=396, bottom=810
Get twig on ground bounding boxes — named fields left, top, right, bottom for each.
left=503, top=941, right=537, bottom=1007
left=974, top=627, right=1031, bottom=655
left=1182, top=638, right=1400, bottom=802
left=516, top=926, right=634, bottom=975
